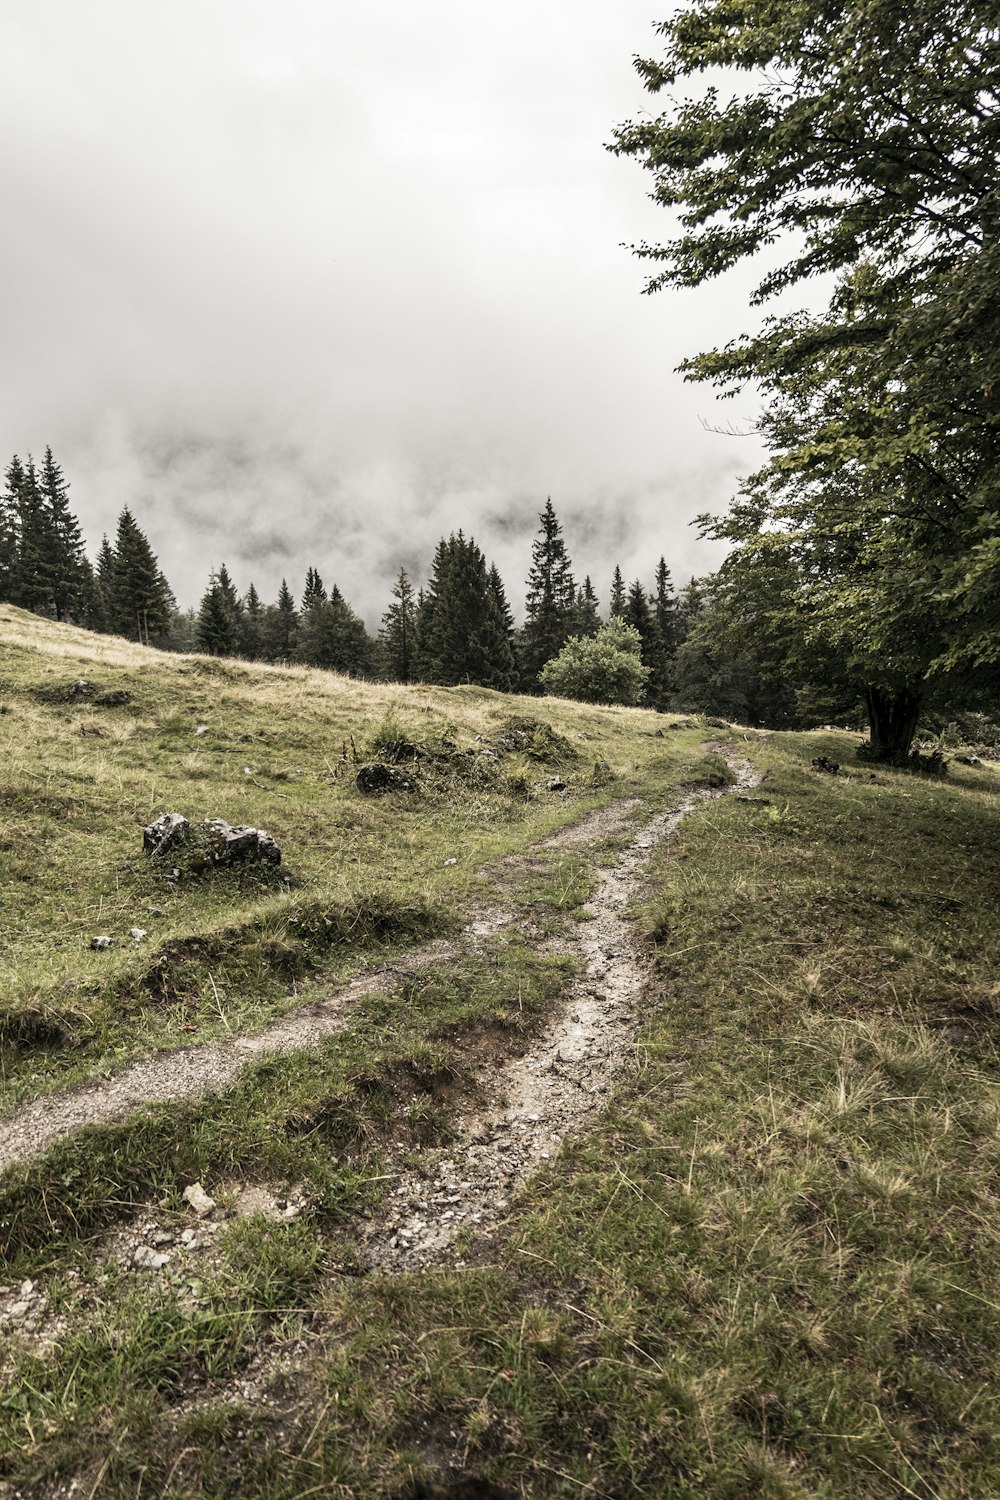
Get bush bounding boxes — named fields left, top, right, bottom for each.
left=539, top=621, right=650, bottom=706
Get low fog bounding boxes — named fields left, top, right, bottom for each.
left=1, top=0, right=766, bottom=619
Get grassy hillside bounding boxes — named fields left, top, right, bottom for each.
left=0, top=603, right=707, bottom=1107
left=1, top=604, right=999, bottom=1499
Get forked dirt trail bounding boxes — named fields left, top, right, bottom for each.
left=361, top=757, right=757, bottom=1270
left=0, top=757, right=756, bottom=1190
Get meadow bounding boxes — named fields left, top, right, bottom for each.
left=1, top=602, right=999, bottom=1499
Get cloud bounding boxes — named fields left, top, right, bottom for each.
left=0, top=0, right=765, bottom=621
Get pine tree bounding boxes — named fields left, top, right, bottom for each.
left=378, top=568, right=417, bottom=682
left=239, top=583, right=264, bottom=659
left=92, top=536, right=116, bottom=633
left=38, top=448, right=88, bottom=620
left=13, top=456, right=58, bottom=616
left=573, top=576, right=602, bottom=637
left=295, top=585, right=373, bottom=675
left=0, top=456, right=22, bottom=602
left=196, top=572, right=241, bottom=656
left=648, top=557, right=681, bottom=708
left=624, top=578, right=658, bottom=705
left=260, top=579, right=299, bottom=660
left=519, top=498, right=578, bottom=686
left=416, top=534, right=516, bottom=689
left=301, top=567, right=327, bottom=612
left=488, top=564, right=517, bottom=654
left=609, top=565, right=626, bottom=619
left=109, top=508, right=175, bottom=643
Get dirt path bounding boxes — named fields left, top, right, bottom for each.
left=361, top=759, right=757, bottom=1270
left=0, top=794, right=642, bottom=1176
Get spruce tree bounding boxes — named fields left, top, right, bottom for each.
left=649, top=557, right=681, bottom=707
left=109, top=508, right=175, bottom=643
left=214, top=563, right=243, bottom=646
left=609, top=565, right=626, bottom=619
left=573, top=576, right=602, bottom=637
left=519, top=498, right=577, bottom=686
left=14, top=456, right=58, bottom=616
left=378, top=567, right=416, bottom=682
left=624, top=578, right=658, bottom=705
left=92, top=536, right=116, bottom=633
left=0, top=457, right=22, bottom=602
left=260, top=579, right=299, bottom=660
left=196, top=573, right=240, bottom=656
left=38, top=448, right=88, bottom=620
left=239, top=583, right=264, bottom=659
left=416, top=533, right=515, bottom=689
left=295, top=585, right=373, bottom=675
left=488, top=564, right=517, bottom=656
left=301, top=567, right=327, bottom=611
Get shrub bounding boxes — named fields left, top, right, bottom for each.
left=539, top=621, right=650, bottom=706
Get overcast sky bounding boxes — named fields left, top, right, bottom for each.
left=1, top=1, right=769, bottom=619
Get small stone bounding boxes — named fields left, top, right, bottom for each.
left=546, top=776, right=567, bottom=792
left=133, top=1246, right=169, bottom=1270
left=151, top=1231, right=175, bottom=1247
left=443, top=857, right=458, bottom=866
left=130, top=927, right=148, bottom=943
left=195, top=725, right=209, bottom=735
left=182, top=1181, right=217, bottom=1217
left=90, top=935, right=112, bottom=951
left=9, top=1300, right=31, bottom=1319
left=148, top=906, right=165, bottom=917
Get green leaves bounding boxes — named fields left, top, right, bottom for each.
left=613, top=0, right=1000, bottom=740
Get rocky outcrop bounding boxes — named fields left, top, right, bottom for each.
left=143, top=812, right=190, bottom=857
left=142, top=813, right=281, bottom=866
left=356, top=763, right=418, bottom=795
left=202, top=819, right=281, bottom=867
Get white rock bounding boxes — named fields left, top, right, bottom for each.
left=195, top=725, right=209, bottom=735
left=182, top=1181, right=217, bottom=1217
left=90, top=935, right=112, bottom=951
left=133, top=1246, right=169, bottom=1270
left=130, top=928, right=148, bottom=942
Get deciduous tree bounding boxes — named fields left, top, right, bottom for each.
left=611, top=0, right=1000, bottom=758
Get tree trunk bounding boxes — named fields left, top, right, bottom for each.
left=864, top=685, right=922, bottom=762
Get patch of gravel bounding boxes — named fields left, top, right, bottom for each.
left=0, top=945, right=455, bottom=1176
left=536, top=795, right=642, bottom=848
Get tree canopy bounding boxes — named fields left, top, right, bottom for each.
left=611, top=0, right=1000, bottom=757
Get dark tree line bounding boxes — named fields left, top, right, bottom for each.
left=4, top=450, right=872, bottom=723
left=1, top=452, right=174, bottom=642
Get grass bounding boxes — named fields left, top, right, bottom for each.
left=0, top=602, right=701, bottom=1104
left=2, top=608, right=1000, bottom=1497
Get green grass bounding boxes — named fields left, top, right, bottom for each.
left=0, top=603, right=703, bottom=1102
left=2, top=609, right=1000, bottom=1498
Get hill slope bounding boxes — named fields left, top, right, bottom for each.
left=1, top=605, right=999, bottom=1499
